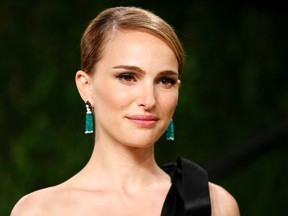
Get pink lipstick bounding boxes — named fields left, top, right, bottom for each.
left=127, top=115, right=159, bottom=127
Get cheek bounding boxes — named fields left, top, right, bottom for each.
left=94, top=85, right=132, bottom=110
left=158, top=92, right=179, bottom=114
left=116, top=92, right=133, bottom=109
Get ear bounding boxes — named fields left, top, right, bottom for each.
left=75, top=70, right=93, bottom=103
left=177, top=79, right=181, bottom=88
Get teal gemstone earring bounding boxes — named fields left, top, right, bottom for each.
left=166, top=119, right=174, bottom=141
left=85, top=101, right=94, bottom=134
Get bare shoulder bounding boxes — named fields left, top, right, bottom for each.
left=10, top=186, right=62, bottom=216
left=209, top=182, right=240, bottom=216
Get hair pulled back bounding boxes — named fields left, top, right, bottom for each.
left=81, top=6, right=185, bottom=75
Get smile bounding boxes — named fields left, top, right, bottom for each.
left=127, top=115, right=159, bottom=127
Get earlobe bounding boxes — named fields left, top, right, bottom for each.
left=75, top=70, right=92, bottom=103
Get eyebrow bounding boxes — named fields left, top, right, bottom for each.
left=113, top=65, right=145, bottom=74
left=112, top=65, right=179, bottom=78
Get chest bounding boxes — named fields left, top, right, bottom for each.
left=49, top=191, right=166, bottom=216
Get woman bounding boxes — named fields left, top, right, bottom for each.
left=11, top=6, right=240, bottom=216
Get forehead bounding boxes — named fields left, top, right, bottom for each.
left=99, top=30, right=178, bottom=70
left=108, top=28, right=166, bottom=45
left=104, top=29, right=176, bottom=58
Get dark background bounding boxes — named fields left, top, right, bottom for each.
left=1, top=0, right=287, bottom=215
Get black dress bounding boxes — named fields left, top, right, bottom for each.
left=161, top=158, right=211, bottom=216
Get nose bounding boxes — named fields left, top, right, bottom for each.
left=137, top=82, right=156, bottom=110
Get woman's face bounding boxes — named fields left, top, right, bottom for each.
left=90, top=30, right=180, bottom=148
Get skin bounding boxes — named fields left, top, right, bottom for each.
left=11, top=30, right=240, bottom=216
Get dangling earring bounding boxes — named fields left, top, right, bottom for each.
left=85, top=101, right=93, bottom=134
left=166, top=119, right=174, bottom=141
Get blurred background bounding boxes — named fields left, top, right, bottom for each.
left=1, top=0, right=287, bottom=215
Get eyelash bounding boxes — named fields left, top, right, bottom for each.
left=116, top=73, right=137, bottom=82
left=159, top=77, right=177, bottom=87
left=116, top=73, right=177, bottom=87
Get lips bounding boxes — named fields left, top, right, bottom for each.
left=127, top=115, right=159, bottom=127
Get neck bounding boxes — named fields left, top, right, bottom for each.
left=77, top=139, right=164, bottom=192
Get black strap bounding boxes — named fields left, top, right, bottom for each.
left=177, top=158, right=211, bottom=216
left=161, top=158, right=211, bottom=216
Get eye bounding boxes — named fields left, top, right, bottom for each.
left=116, top=73, right=137, bottom=83
left=159, top=77, right=177, bottom=87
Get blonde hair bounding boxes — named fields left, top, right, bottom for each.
left=81, top=6, right=185, bottom=75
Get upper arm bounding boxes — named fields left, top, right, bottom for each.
left=209, top=182, right=240, bottom=216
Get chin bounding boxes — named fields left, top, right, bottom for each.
left=123, top=136, right=158, bottom=149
